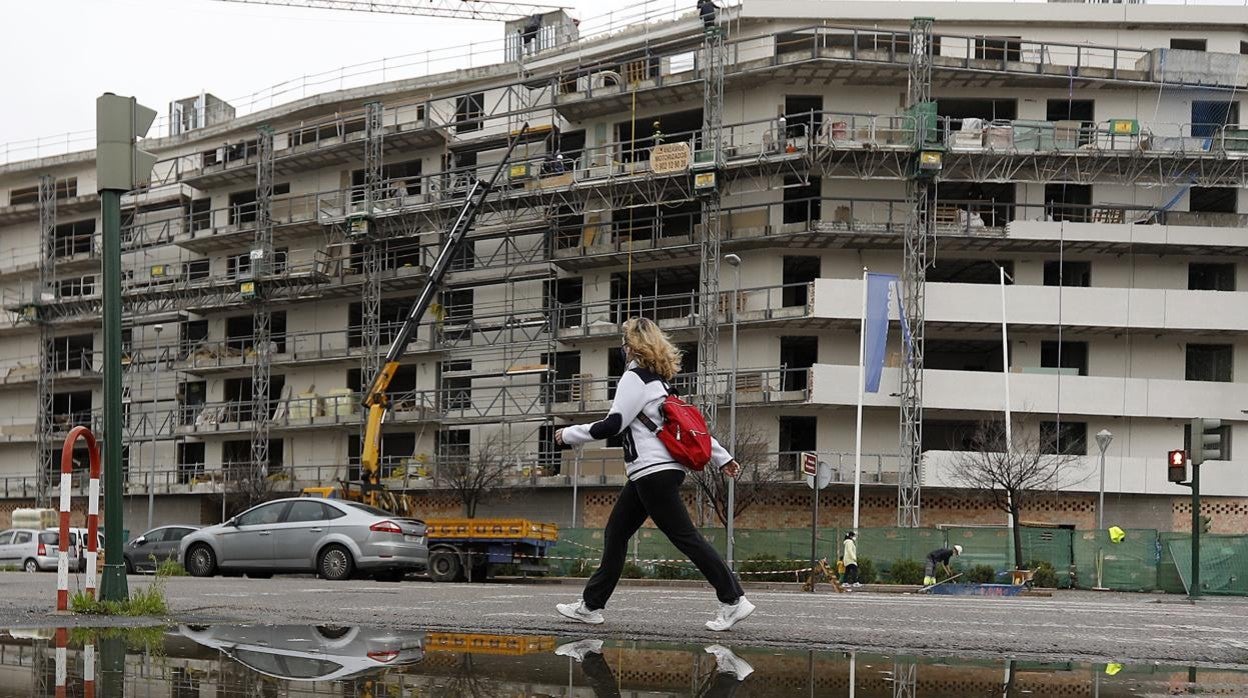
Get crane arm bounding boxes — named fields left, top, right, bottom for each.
left=359, top=123, right=531, bottom=479
left=209, top=0, right=568, bottom=22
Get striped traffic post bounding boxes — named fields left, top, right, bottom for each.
left=57, top=426, right=102, bottom=611
left=84, top=640, right=96, bottom=698
left=54, top=627, right=67, bottom=698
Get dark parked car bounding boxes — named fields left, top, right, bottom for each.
left=124, top=526, right=201, bottom=574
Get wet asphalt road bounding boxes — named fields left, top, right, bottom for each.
left=1, top=573, right=1245, bottom=667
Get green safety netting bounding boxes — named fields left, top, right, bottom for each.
left=1072, top=529, right=1159, bottom=592
left=1167, top=535, right=1248, bottom=597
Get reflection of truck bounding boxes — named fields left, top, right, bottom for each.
left=424, top=518, right=557, bottom=582
left=301, top=123, right=558, bottom=581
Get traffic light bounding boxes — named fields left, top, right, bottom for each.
left=1189, top=418, right=1223, bottom=466
left=1167, top=449, right=1187, bottom=483
left=1200, top=515, right=1212, bottom=534
left=96, top=93, right=158, bottom=192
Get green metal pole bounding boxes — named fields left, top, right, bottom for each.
left=99, top=189, right=128, bottom=602
left=99, top=636, right=126, bottom=696
left=1190, top=463, right=1200, bottom=600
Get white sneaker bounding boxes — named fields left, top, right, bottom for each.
left=555, top=639, right=604, bottom=662
left=556, top=600, right=605, bottom=625
left=705, top=596, right=755, bottom=632
left=705, top=644, right=754, bottom=680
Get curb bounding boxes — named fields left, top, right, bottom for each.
left=500, top=577, right=1055, bottom=596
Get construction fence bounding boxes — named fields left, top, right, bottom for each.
left=543, top=526, right=1248, bottom=596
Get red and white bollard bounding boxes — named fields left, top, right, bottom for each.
left=57, top=426, right=101, bottom=611
left=54, top=627, right=67, bottom=698
left=84, top=640, right=96, bottom=698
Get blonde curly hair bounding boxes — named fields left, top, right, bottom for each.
left=622, top=317, right=682, bottom=380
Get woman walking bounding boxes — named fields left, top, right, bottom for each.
left=554, top=317, right=755, bottom=632
left=841, top=531, right=860, bottom=587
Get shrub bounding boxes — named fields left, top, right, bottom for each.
left=620, top=561, right=646, bottom=579
left=885, top=558, right=924, bottom=585
left=653, top=562, right=698, bottom=580
left=1025, top=560, right=1059, bottom=588
left=966, top=564, right=997, bottom=584
left=566, top=559, right=594, bottom=578
left=154, top=559, right=188, bottom=577
left=739, top=554, right=806, bottom=583
left=855, top=557, right=878, bottom=585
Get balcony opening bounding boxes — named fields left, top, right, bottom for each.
left=973, top=35, right=1022, bottom=61
left=222, top=439, right=283, bottom=476
left=180, top=320, right=208, bottom=358
left=441, top=373, right=472, bottom=411
left=346, top=431, right=416, bottom=481
left=923, top=420, right=985, bottom=451
left=780, top=336, right=817, bottom=391
left=778, top=415, right=817, bottom=471
left=927, top=259, right=1012, bottom=285
left=925, top=339, right=1005, bottom=372
left=435, top=429, right=471, bottom=466
left=442, top=288, right=475, bottom=322
left=223, top=375, right=286, bottom=422
left=50, top=333, right=94, bottom=372
left=183, top=258, right=210, bottom=281
left=1041, top=420, right=1086, bottom=456
left=189, top=198, right=211, bottom=232
left=228, top=189, right=256, bottom=225
left=784, top=95, right=823, bottom=139
left=351, top=159, right=423, bottom=204
left=1043, top=260, right=1091, bottom=287
left=552, top=205, right=583, bottom=250
left=349, top=365, right=416, bottom=395
left=454, top=92, right=485, bottom=133
left=448, top=238, right=475, bottom=272
left=1044, top=184, right=1092, bottom=222
left=1189, top=187, right=1237, bottom=214
left=1186, top=343, right=1233, bottom=382
left=543, top=350, right=581, bottom=403
left=1191, top=101, right=1238, bottom=138
left=1170, top=38, right=1207, bottom=51
left=1242, top=41, right=1248, bottom=55
left=935, top=182, right=1015, bottom=228
left=610, top=265, right=699, bottom=324
left=782, top=176, right=822, bottom=225
left=1046, top=99, right=1094, bottom=123
left=54, top=219, right=94, bottom=258
left=782, top=256, right=820, bottom=307
left=8, top=177, right=76, bottom=207
left=177, top=442, right=205, bottom=485
left=350, top=295, right=420, bottom=349
left=1040, top=340, right=1089, bottom=376
left=178, top=380, right=206, bottom=426
left=937, top=97, right=1018, bottom=122
left=52, top=390, right=92, bottom=428
left=57, top=275, right=95, bottom=298
left=548, top=277, right=584, bottom=329
left=225, top=312, right=286, bottom=354
left=659, top=199, right=701, bottom=239
left=1185, top=422, right=1232, bottom=461
left=440, top=150, right=477, bottom=198
left=616, top=108, right=702, bottom=163
left=1189, top=262, right=1236, bottom=292
left=538, top=423, right=562, bottom=475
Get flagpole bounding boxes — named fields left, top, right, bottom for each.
left=853, top=267, right=868, bottom=531
left=1000, top=265, right=1014, bottom=537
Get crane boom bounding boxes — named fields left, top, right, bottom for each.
left=209, top=0, right=568, bottom=22
left=358, top=123, right=530, bottom=480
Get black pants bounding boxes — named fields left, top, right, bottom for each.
left=844, top=563, right=858, bottom=585
left=583, top=652, right=742, bottom=698
left=583, top=469, right=743, bottom=610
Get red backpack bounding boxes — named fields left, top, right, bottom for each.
left=636, top=388, right=713, bottom=471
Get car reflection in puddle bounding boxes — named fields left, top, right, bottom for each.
left=1, top=625, right=1247, bottom=697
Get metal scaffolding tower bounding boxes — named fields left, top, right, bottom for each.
left=361, top=102, right=385, bottom=394
left=250, top=126, right=276, bottom=478
left=697, top=23, right=727, bottom=424
left=898, top=17, right=934, bottom=527
left=34, top=175, right=57, bottom=506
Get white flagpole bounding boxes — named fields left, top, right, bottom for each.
left=853, top=267, right=868, bottom=531
left=1000, top=265, right=1012, bottom=450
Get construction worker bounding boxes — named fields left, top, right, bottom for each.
left=697, top=0, right=718, bottom=32
left=923, top=544, right=962, bottom=586
left=841, top=531, right=860, bottom=587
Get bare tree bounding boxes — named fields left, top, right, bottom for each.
left=691, top=421, right=784, bottom=527
left=946, top=418, right=1088, bottom=569
left=222, top=462, right=278, bottom=518
left=434, top=433, right=517, bottom=518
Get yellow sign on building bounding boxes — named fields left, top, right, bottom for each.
left=650, top=142, right=691, bottom=174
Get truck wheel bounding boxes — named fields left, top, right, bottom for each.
left=429, top=551, right=462, bottom=583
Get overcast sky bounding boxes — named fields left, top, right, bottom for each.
left=1, top=0, right=677, bottom=148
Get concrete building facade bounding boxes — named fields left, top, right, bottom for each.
left=0, top=0, right=1246, bottom=532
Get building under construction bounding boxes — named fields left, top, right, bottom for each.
left=1, top=0, right=1247, bottom=533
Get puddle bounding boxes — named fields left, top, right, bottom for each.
left=1, top=625, right=1246, bottom=696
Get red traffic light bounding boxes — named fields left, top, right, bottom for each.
left=1168, top=449, right=1188, bottom=483
left=1169, top=450, right=1186, bottom=466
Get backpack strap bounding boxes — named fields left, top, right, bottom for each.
left=635, top=379, right=674, bottom=433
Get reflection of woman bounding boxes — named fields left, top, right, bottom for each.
left=557, top=640, right=752, bottom=698
left=553, top=318, right=754, bottom=632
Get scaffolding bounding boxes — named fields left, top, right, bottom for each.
left=250, top=126, right=276, bottom=478
left=34, top=175, right=57, bottom=506
left=697, top=23, right=727, bottom=424
left=898, top=17, right=934, bottom=528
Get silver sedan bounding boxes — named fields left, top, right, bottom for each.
left=178, top=498, right=427, bottom=581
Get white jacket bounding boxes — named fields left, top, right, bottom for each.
left=562, top=363, right=734, bottom=481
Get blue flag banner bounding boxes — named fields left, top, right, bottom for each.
left=863, top=272, right=899, bottom=393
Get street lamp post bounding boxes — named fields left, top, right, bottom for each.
left=1095, top=428, right=1113, bottom=531
left=147, top=324, right=163, bottom=531
left=723, top=253, right=741, bottom=570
